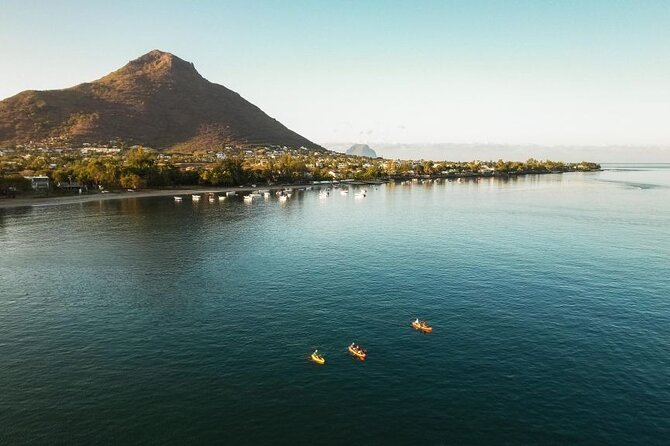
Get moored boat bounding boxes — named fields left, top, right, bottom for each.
left=174, top=196, right=183, bottom=202
left=192, top=194, right=201, bottom=201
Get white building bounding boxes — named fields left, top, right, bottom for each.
left=24, top=175, right=50, bottom=190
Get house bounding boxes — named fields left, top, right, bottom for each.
left=57, top=181, right=83, bottom=192
left=24, top=175, right=50, bottom=190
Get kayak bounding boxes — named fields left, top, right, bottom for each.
left=412, top=320, right=433, bottom=333
left=348, top=344, right=367, bottom=360
left=310, top=352, right=325, bottom=365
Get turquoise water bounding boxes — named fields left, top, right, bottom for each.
left=1, top=166, right=669, bottom=444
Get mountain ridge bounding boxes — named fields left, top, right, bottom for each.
left=0, top=50, right=323, bottom=152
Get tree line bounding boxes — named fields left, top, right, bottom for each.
left=1, top=147, right=600, bottom=193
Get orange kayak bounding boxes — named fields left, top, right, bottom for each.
left=348, top=344, right=367, bottom=360
left=412, top=320, right=433, bottom=333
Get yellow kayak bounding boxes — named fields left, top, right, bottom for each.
left=310, top=351, right=325, bottom=365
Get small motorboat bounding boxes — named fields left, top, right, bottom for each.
left=192, top=194, right=201, bottom=201
left=244, top=195, right=253, bottom=202
left=218, top=196, right=226, bottom=201
left=348, top=343, right=367, bottom=361
left=174, top=196, right=183, bottom=202
left=310, top=350, right=325, bottom=365
left=411, top=319, right=433, bottom=333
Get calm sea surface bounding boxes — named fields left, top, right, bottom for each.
left=1, top=165, right=669, bottom=444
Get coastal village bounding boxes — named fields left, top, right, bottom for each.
left=0, top=142, right=600, bottom=197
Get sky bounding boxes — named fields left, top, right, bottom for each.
left=1, top=0, right=669, bottom=159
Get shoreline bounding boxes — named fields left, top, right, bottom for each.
left=0, top=186, right=292, bottom=210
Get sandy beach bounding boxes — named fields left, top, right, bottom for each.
left=0, top=186, right=299, bottom=210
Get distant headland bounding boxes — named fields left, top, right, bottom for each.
left=346, top=144, right=377, bottom=158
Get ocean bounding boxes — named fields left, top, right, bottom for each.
left=1, top=165, right=669, bottom=444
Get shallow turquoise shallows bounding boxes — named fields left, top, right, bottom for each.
left=1, top=165, right=669, bottom=444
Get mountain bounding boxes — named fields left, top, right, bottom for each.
left=346, top=144, right=377, bottom=158
left=0, top=50, right=323, bottom=152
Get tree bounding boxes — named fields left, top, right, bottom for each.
left=120, top=174, right=142, bottom=190
left=125, top=147, right=158, bottom=184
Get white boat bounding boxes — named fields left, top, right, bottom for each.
left=250, top=192, right=262, bottom=198
left=174, top=196, right=183, bottom=202
left=355, top=192, right=366, bottom=198
left=340, top=189, right=349, bottom=195
left=226, top=191, right=237, bottom=197
left=208, top=197, right=215, bottom=203
left=192, top=194, right=201, bottom=201
left=244, top=195, right=253, bottom=202
left=279, top=195, right=288, bottom=202
left=319, top=191, right=329, bottom=198
left=218, top=196, right=226, bottom=201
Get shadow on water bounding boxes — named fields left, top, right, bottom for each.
left=596, top=179, right=665, bottom=190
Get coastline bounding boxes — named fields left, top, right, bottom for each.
left=0, top=169, right=600, bottom=211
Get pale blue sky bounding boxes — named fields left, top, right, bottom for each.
left=1, top=0, right=669, bottom=149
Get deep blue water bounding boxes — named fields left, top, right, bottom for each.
left=1, top=166, right=669, bottom=444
